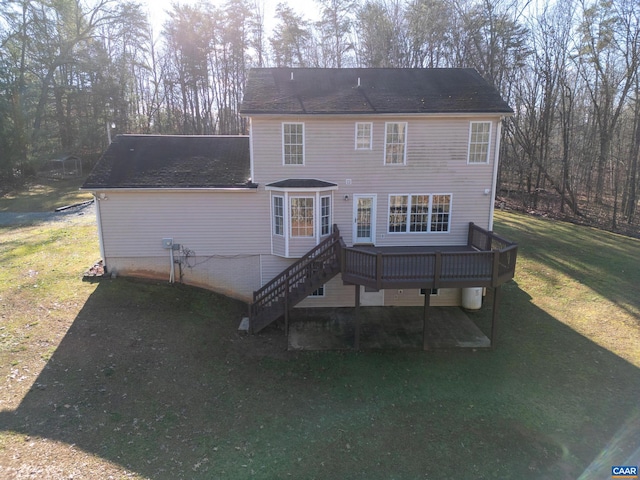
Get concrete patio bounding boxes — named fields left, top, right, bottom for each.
left=287, top=306, right=491, bottom=350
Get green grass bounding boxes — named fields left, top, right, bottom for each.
left=0, top=176, right=92, bottom=212
left=0, top=211, right=639, bottom=479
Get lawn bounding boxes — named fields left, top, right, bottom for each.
left=0, top=177, right=92, bottom=212
left=0, top=209, right=639, bottom=479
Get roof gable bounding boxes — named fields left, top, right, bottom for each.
left=82, top=135, right=253, bottom=190
left=240, top=68, right=513, bottom=115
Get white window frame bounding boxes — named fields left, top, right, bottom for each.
left=320, top=195, right=331, bottom=236
left=419, top=288, right=440, bottom=296
left=290, top=196, right=314, bottom=238
left=384, top=122, right=407, bottom=165
left=308, top=285, right=325, bottom=297
left=355, top=122, right=373, bottom=150
left=273, top=195, right=284, bottom=236
left=467, top=121, right=491, bottom=164
left=429, top=194, right=452, bottom=233
left=388, top=195, right=409, bottom=233
left=283, top=122, right=305, bottom=165
left=387, top=194, right=452, bottom=234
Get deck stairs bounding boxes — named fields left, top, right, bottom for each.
left=249, top=226, right=343, bottom=333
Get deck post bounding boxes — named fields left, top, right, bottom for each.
left=422, top=287, right=431, bottom=350
left=467, top=222, right=475, bottom=247
left=376, top=252, right=383, bottom=290
left=490, top=285, right=502, bottom=349
left=284, top=274, right=290, bottom=336
left=354, top=284, right=361, bottom=350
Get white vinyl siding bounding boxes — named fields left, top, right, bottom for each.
left=388, top=194, right=452, bottom=233
left=96, top=190, right=267, bottom=301
left=355, top=122, right=372, bottom=150
left=251, top=115, right=500, bottom=248
left=283, top=122, right=304, bottom=165
left=385, top=122, right=407, bottom=164
left=468, top=121, right=491, bottom=164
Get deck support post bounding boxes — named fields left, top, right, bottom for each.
left=422, top=287, right=431, bottom=351
left=490, top=285, right=501, bottom=349
left=284, top=273, right=290, bottom=336
left=354, top=284, right=361, bottom=350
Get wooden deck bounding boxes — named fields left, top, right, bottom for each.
left=341, top=223, right=518, bottom=290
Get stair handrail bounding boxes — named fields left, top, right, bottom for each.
left=251, top=225, right=341, bottom=317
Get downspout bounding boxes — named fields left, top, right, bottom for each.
left=169, top=247, right=175, bottom=283
left=488, top=119, right=503, bottom=231
left=93, top=193, right=107, bottom=270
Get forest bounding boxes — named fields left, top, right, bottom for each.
left=1, top=0, right=639, bottom=235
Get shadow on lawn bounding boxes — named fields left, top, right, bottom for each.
left=1, top=279, right=639, bottom=479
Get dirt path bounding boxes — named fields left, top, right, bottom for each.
left=0, top=202, right=95, bottom=227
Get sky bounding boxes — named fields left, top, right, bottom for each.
left=142, top=0, right=321, bottom=35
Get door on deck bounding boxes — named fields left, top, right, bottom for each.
left=353, top=195, right=376, bottom=244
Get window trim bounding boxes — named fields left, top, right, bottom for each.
left=467, top=121, right=492, bottom=164
left=419, top=288, right=440, bottom=296
left=282, top=122, right=305, bottom=165
left=272, top=195, right=284, bottom=236
left=320, top=195, right=331, bottom=236
left=384, top=122, right=407, bottom=165
left=387, top=194, right=452, bottom=234
left=308, top=285, right=325, bottom=297
left=290, top=196, right=315, bottom=238
left=355, top=122, right=373, bottom=150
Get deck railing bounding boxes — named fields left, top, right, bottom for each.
left=342, top=223, right=517, bottom=290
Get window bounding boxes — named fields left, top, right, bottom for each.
left=290, top=197, right=314, bottom=237
left=389, top=195, right=408, bottom=232
left=283, top=123, right=304, bottom=165
left=430, top=195, right=451, bottom=232
left=273, top=196, right=284, bottom=236
left=468, top=122, right=491, bottom=163
left=385, top=122, right=407, bottom=164
left=420, top=288, right=439, bottom=296
left=309, top=285, right=325, bottom=297
left=388, top=194, right=452, bottom=233
left=321, top=196, right=331, bottom=236
left=355, top=122, right=372, bottom=150
left=409, top=195, right=430, bottom=232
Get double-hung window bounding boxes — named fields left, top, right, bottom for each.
left=273, top=196, right=284, bottom=236
left=283, top=123, right=304, bottom=165
left=321, top=196, right=331, bottom=236
left=468, top=121, right=491, bottom=164
left=385, top=122, right=407, bottom=164
left=355, top=122, right=372, bottom=150
left=388, top=194, right=451, bottom=233
left=290, top=197, right=314, bottom=237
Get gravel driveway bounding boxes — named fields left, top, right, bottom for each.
left=0, top=201, right=96, bottom=227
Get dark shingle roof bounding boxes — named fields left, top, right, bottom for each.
left=266, top=179, right=337, bottom=189
left=82, top=135, right=254, bottom=189
left=240, top=68, right=513, bottom=115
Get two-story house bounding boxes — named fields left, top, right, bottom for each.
left=82, top=68, right=517, bottom=342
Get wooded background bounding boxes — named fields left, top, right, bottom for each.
left=1, top=0, right=639, bottom=234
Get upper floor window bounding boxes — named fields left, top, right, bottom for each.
left=468, top=121, right=491, bottom=164
left=388, top=194, right=452, bottom=233
left=385, top=122, right=407, bottom=164
left=355, top=122, right=372, bottom=150
left=290, top=197, right=314, bottom=237
left=283, top=123, right=304, bottom=165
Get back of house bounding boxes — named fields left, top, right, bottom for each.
left=82, top=68, right=513, bottom=316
